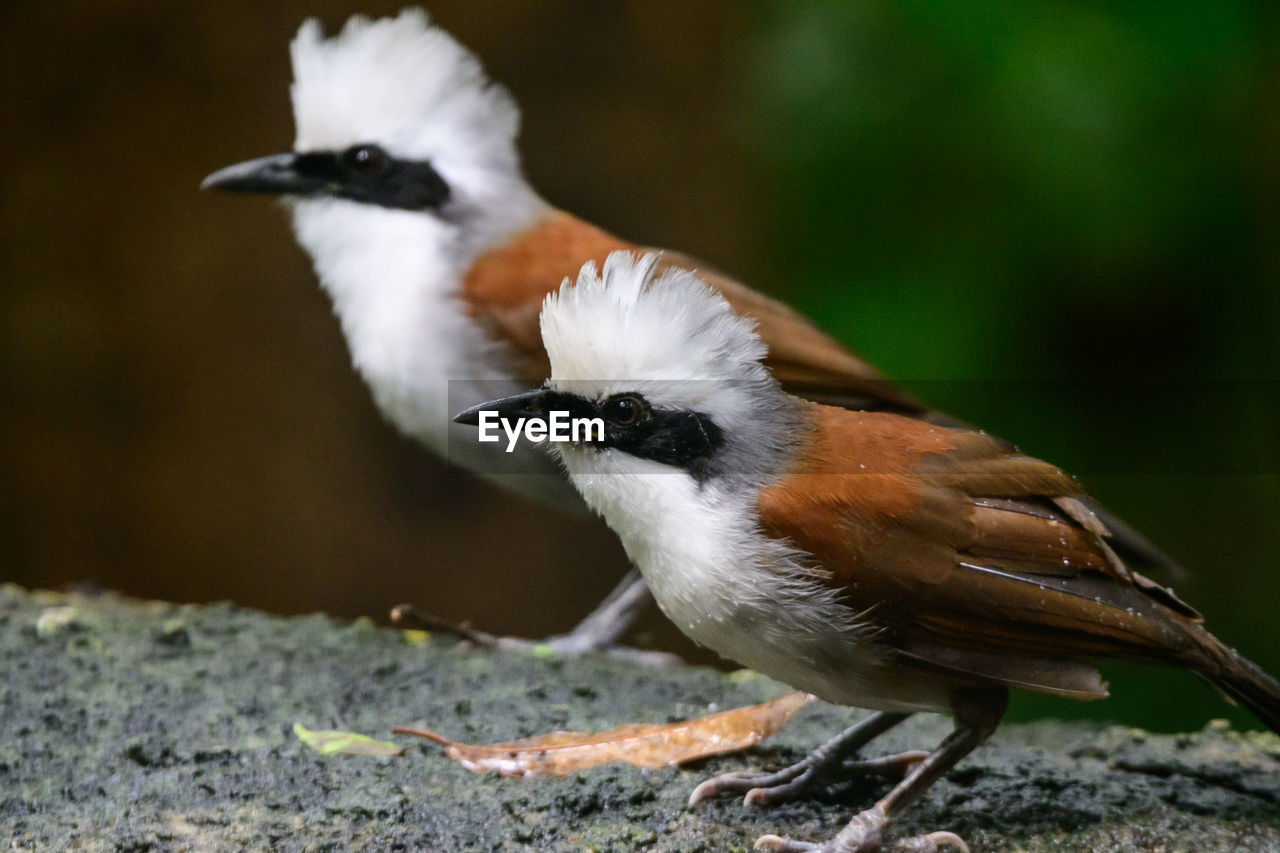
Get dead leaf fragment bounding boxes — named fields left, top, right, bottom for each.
left=393, top=691, right=812, bottom=778
left=293, top=722, right=405, bottom=757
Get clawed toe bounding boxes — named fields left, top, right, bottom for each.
left=690, top=748, right=929, bottom=809
left=688, top=774, right=744, bottom=806
left=843, top=750, right=929, bottom=781
left=754, top=834, right=820, bottom=851
left=751, top=826, right=968, bottom=853
left=689, top=767, right=800, bottom=806
left=750, top=799, right=970, bottom=853
left=893, top=831, right=968, bottom=852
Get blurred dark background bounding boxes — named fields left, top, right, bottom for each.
left=3, top=1, right=1277, bottom=732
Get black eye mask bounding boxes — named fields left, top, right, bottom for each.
left=540, top=390, right=724, bottom=482
left=293, top=144, right=450, bottom=211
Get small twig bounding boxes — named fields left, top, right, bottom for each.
left=389, top=603, right=501, bottom=647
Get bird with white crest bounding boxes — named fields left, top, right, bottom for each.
left=204, top=9, right=1181, bottom=658
left=456, top=251, right=1280, bottom=853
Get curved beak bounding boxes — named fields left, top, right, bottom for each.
left=201, top=152, right=318, bottom=195
left=453, top=389, right=552, bottom=426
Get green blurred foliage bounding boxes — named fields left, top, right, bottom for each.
left=740, top=1, right=1279, bottom=732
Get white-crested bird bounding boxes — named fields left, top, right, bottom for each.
left=454, top=252, right=1280, bottom=853
left=203, top=9, right=1176, bottom=655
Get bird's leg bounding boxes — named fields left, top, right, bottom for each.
left=539, top=567, right=654, bottom=654
left=754, top=687, right=1008, bottom=853
left=689, top=711, right=920, bottom=806
left=391, top=570, right=682, bottom=667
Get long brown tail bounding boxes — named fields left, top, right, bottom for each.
left=1194, top=628, right=1280, bottom=734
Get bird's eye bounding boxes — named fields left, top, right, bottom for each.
left=343, top=144, right=387, bottom=175
left=603, top=395, right=647, bottom=427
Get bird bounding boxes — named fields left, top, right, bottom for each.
left=453, top=251, right=1280, bottom=853
left=201, top=8, right=1177, bottom=657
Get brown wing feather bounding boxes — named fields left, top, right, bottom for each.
left=459, top=212, right=927, bottom=412
left=757, top=404, right=1204, bottom=699
left=461, top=211, right=1184, bottom=581
left=652, top=250, right=927, bottom=415
left=461, top=211, right=634, bottom=379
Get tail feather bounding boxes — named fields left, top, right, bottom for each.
left=1198, top=635, right=1280, bottom=735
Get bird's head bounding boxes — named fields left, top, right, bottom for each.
left=203, top=9, right=534, bottom=226
left=456, top=252, right=803, bottom=491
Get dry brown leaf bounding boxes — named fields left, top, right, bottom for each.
left=392, top=691, right=812, bottom=778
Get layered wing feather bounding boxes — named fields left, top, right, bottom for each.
left=756, top=406, right=1203, bottom=699
left=461, top=210, right=1182, bottom=577
left=461, top=211, right=922, bottom=412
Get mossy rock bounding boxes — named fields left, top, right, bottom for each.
left=2, top=584, right=1277, bottom=851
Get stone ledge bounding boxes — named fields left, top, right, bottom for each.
left=3, top=585, right=1278, bottom=852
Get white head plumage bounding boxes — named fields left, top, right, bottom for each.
left=289, top=9, right=521, bottom=181
left=541, top=252, right=771, bottom=386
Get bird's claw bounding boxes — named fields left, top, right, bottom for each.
left=531, top=634, right=684, bottom=667
left=752, top=828, right=967, bottom=853
left=895, top=831, right=968, bottom=853
left=752, top=801, right=968, bottom=853
left=689, top=763, right=809, bottom=806
left=690, top=750, right=929, bottom=808
left=754, top=834, right=820, bottom=851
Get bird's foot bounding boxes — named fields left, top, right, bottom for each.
left=389, top=603, right=682, bottom=667
left=753, top=805, right=967, bottom=853
left=515, top=631, right=684, bottom=667
left=531, top=566, right=674, bottom=663
left=689, top=750, right=928, bottom=807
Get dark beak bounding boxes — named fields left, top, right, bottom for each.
left=453, top=389, right=552, bottom=426
left=201, top=152, right=319, bottom=195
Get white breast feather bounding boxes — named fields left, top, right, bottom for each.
left=556, top=445, right=931, bottom=709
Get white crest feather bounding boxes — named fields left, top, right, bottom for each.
left=541, top=252, right=770, bottom=387
left=541, top=251, right=802, bottom=495
left=289, top=9, right=521, bottom=180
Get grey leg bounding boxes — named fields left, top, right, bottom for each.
left=542, top=567, right=654, bottom=653
left=689, top=711, right=919, bottom=806
left=393, top=569, right=680, bottom=666
left=753, top=688, right=1008, bottom=853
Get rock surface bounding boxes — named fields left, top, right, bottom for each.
left=3, top=584, right=1278, bottom=852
